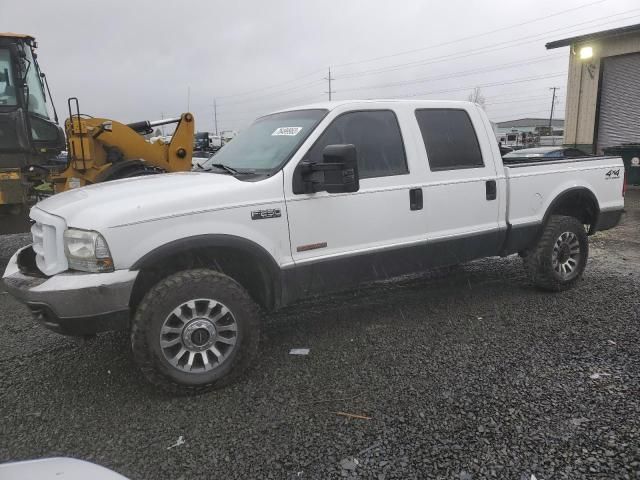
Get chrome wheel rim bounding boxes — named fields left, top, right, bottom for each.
left=160, top=298, right=238, bottom=373
left=552, top=231, right=581, bottom=279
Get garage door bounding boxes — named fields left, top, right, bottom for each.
left=596, top=52, right=640, bottom=153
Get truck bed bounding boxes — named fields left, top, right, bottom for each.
left=503, top=155, right=625, bottom=236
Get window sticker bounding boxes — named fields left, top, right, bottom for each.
left=272, top=127, right=302, bottom=136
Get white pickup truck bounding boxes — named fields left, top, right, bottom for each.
left=2, top=100, right=625, bottom=393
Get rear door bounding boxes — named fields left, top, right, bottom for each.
left=413, top=106, right=503, bottom=261
left=283, top=107, right=428, bottom=296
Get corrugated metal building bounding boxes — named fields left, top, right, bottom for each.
left=546, top=23, right=640, bottom=154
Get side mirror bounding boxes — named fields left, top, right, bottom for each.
left=295, top=144, right=359, bottom=194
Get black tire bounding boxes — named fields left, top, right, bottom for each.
left=523, top=215, right=589, bottom=292
left=131, top=269, right=260, bottom=394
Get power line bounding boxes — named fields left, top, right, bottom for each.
left=218, top=74, right=565, bottom=123
left=201, top=8, right=638, bottom=126
left=216, top=68, right=324, bottom=100
left=216, top=93, right=326, bottom=118
left=381, top=72, right=566, bottom=100
left=333, top=0, right=607, bottom=69
left=336, top=11, right=640, bottom=79
left=210, top=4, right=635, bottom=105
left=217, top=79, right=325, bottom=108
left=213, top=9, right=638, bottom=115
left=485, top=95, right=552, bottom=106
left=335, top=54, right=565, bottom=94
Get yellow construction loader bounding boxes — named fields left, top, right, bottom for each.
left=54, top=97, right=193, bottom=192
left=0, top=32, right=195, bottom=232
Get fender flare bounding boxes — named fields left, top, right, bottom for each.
left=131, top=234, right=282, bottom=309
left=541, top=186, right=600, bottom=232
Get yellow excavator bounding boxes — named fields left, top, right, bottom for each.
left=0, top=33, right=195, bottom=232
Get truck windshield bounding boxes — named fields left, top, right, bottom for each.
left=200, top=109, right=327, bottom=173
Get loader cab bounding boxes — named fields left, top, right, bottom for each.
left=0, top=33, right=64, bottom=169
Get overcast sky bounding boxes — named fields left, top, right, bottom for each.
left=3, top=0, right=639, bottom=132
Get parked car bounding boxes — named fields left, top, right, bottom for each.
left=503, top=146, right=588, bottom=162
left=2, top=100, right=625, bottom=394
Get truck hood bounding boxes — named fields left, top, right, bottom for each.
left=34, top=172, right=276, bottom=230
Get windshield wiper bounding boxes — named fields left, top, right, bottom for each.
left=206, top=163, right=242, bottom=175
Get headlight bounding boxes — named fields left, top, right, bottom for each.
left=63, top=229, right=114, bottom=272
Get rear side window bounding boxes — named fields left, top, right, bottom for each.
left=415, top=109, right=484, bottom=171
left=305, top=110, right=407, bottom=179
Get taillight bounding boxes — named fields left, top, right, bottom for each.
left=623, top=169, right=627, bottom=197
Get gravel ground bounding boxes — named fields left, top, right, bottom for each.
left=0, top=192, right=639, bottom=479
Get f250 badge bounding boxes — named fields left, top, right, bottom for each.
left=605, top=169, right=621, bottom=179
left=251, top=208, right=281, bottom=220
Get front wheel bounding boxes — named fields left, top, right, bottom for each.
left=131, top=269, right=260, bottom=394
left=523, top=215, right=589, bottom=292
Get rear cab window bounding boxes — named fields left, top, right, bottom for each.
left=414, top=109, right=484, bottom=171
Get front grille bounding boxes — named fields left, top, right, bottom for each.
left=16, top=245, right=47, bottom=277
left=31, top=221, right=44, bottom=257
left=29, top=207, right=68, bottom=275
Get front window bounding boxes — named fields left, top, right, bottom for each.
left=20, top=44, right=50, bottom=119
left=0, top=48, right=17, bottom=106
left=304, top=110, right=408, bottom=179
left=200, top=109, right=327, bottom=173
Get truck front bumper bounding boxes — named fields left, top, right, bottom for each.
left=2, top=246, right=137, bottom=336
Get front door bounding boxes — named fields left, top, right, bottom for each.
left=284, top=108, right=427, bottom=297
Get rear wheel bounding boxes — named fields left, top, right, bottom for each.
left=131, top=269, right=260, bottom=394
left=523, top=215, right=588, bottom=291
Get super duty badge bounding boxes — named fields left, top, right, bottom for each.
left=251, top=208, right=281, bottom=220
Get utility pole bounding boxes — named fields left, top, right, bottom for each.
left=548, top=87, right=559, bottom=137
left=324, top=67, right=335, bottom=101
left=213, top=98, right=218, bottom=135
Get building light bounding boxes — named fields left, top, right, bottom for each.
left=579, top=46, right=593, bottom=60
